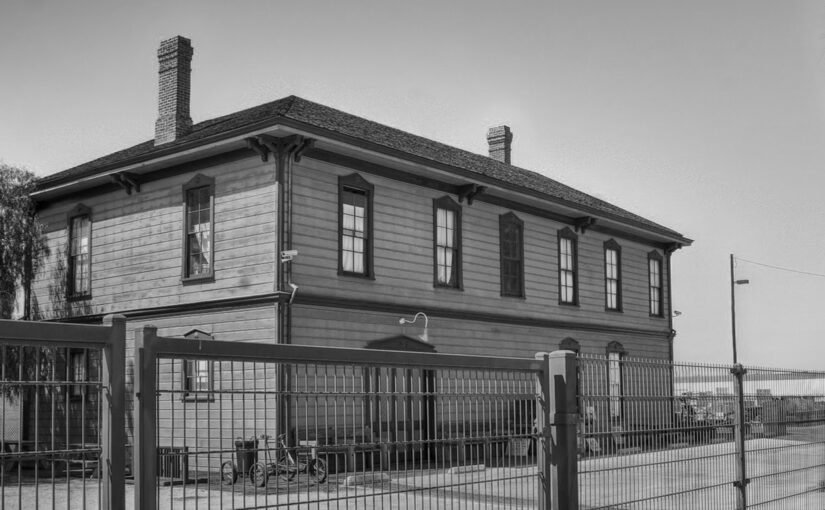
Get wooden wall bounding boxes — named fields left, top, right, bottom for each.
left=30, top=155, right=277, bottom=320
left=291, top=156, right=671, bottom=337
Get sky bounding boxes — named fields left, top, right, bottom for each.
left=3, top=0, right=825, bottom=369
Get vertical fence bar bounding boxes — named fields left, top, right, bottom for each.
left=134, top=326, right=158, bottom=510
left=101, top=314, right=126, bottom=510
left=732, top=363, right=749, bottom=509
left=534, top=352, right=552, bottom=510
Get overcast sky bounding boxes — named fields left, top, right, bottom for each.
left=3, top=1, right=825, bottom=369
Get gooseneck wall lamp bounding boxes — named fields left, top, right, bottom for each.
left=399, top=312, right=429, bottom=343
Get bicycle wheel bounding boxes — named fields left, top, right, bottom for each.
left=250, top=461, right=269, bottom=487
left=276, top=454, right=296, bottom=482
left=310, top=458, right=327, bottom=483
left=220, top=461, right=237, bottom=485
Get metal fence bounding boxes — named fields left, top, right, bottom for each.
left=0, top=316, right=125, bottom=510
left=577, top=355, right=825, bottom=509
left=133, top=326, right=548, bottom=510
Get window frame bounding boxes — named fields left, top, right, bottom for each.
left=338, top=173, right=375, bottom=279
left=181, top=330, right=215, bottom=402
left=557, top=227, right=579, bottom=306
left=66, top=204, right=92, bottom=300
left=181, top=174, right=216, bottom=283
left=433, top=196, right=462, bottom=289
left=499, top=212, right=525, bottom=298
left=648, top=250, right=664, bottom=317
left=606, top=341, right=626, bottom=421
left=604, top=239, right=622, bottom=312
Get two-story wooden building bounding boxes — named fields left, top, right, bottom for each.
left=24, top=36, right=690, bottom=461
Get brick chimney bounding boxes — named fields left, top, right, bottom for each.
left=486, top=125, right=513, bottom=164
left=154, top=36, right=193, bottom=145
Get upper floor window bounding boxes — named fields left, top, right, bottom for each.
left=67, top=204, right=92, bottom=298
left=558, top=228, right=578, bottom=305
left=433, top=196, right=462, bottom=288
left=182, top=174, right=215, bottom=281
left=604, top=240, right=622, bottom=311
left=499, top=212, right=524, bottom=297
left=648, top=251, right=664, bottom=316
left=338, top=174, right=374, bottom=278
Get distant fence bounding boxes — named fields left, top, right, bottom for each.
left=577, top=356, right=825, bottom=509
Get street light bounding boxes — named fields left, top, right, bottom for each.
left=730, top=254, right=750, bottom=364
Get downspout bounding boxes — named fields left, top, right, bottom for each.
left=665, top=244, right=680, bottom=428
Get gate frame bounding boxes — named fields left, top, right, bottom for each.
left=0, top=314, right=126, bottom=510
left=133, top=326, right=550, bottom=510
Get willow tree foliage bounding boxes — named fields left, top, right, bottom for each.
left=0, top=163, right=47, bottom=319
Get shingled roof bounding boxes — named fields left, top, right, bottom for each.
left=38, top=95, right=689, bottom=242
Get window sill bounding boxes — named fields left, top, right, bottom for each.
left=181, top=394, right=214, bottom=403
left=500, top=293, right=526, bottom=300
left=182, top=274, right=215, bottom=285
left=338, top=271, right=375, bottom=281
left=434, top=284, right=463, bottom=291
left=605, top=308, right=623, bottom=314
left=559, top=301, right=580, bottom=307
left=67, top=294, right=92, bottom=302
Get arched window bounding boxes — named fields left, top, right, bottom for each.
left=499, top=212, right=524, bottom=297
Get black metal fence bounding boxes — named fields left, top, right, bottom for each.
left=577, top=355, right=825, bottom=509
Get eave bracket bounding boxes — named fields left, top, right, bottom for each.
left=574, top=216, right=596, bottom=234
left=110, top=172, right=141, bottom=195
left=457, top=183, right=487, bottom=205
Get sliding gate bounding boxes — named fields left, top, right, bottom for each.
left=133, top=327, right=547, bottom=509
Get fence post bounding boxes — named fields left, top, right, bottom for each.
left=536, top=350, right=579, bottom=510
left=101, top=314, right=126, bottom=510
left=731, top=363, right=749, bottom=509
left=134, top=326, right=158, bottom=510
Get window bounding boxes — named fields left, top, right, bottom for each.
left=604, top=240, right=622, bottom=311
left=433, top=196, right=462, bottom=288
left=182, top=330, right=213, bottom=400
left=607, top=341, right=625, bottom=420
left=69, top=349, right=87, bottom=399
left=648, top=251, right=664, bottom=316
left=67, top=205, right=92, bottom=298
left=499, top=212, right=524, bottom=297
left=558, top=228, right=578, bottom=305
left=338, top=174, right=374, bottom=278
left=182, top=174, right=215, bottom=281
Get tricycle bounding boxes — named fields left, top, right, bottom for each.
left=221, top=433, right=327, bottom=487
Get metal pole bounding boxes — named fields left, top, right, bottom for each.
left=730, top=253, right=738, bottom=364
left=732, top=363, right=749, bottom=509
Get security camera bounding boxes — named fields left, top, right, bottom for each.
left=281, top=250, right=298, bottom=263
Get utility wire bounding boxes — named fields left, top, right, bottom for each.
left=735, top=256, right=825, bottom=279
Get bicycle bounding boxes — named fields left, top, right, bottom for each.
left=221, top=433, right=327, bottom=487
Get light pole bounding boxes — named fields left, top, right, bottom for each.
left=729, top=254, right=750, bottom=364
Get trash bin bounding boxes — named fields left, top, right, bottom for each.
left=234, top=439, right=257, bottom=475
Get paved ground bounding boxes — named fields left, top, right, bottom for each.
left=2, top=432, right=823, bottom=509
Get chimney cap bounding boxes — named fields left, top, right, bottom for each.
left=487, top=125, right=512, bottom=139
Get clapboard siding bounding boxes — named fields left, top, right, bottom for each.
left=291, top=157, right=670, bottom=333
left=292, top=305, right=670, bottom=361
left=31, top=155, right=276, bottom=319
